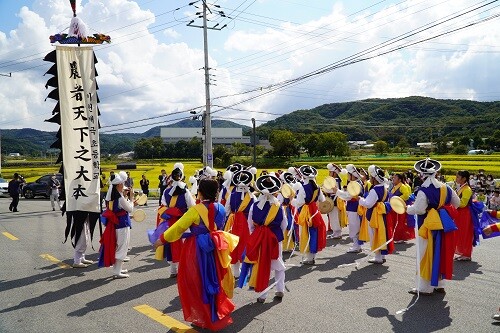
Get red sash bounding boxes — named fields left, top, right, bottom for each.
left=100, top=209, right=127, bottom=267
left=229, top=211, right=250, bottom=264
left=246, top=226, right=279, bottom=292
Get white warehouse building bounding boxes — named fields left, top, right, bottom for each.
left=160, top=127, right=251, bottom=145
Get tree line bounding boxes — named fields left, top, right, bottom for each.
left=132, top=130, right=350, bottom=161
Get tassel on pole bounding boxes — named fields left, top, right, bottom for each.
left=69, top=0, right=77, bottom=17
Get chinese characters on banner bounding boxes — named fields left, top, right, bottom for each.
left=56, top=46, right=100, bottom=213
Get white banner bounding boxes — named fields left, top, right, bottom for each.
left=56, top=45, right=100, bottom=213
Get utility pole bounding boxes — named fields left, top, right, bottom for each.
left=202, top=2, right=213, bottom=168
left=251, top=118, right=256, bottom=166
left=188, top=1, right=226, bottom=168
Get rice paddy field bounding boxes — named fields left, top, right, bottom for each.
left=2, top=154, right=499, bottom=190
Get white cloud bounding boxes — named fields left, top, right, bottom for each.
left=163, top=28, right=180, bottom=39
left=0, top=0, right=499, bottom=134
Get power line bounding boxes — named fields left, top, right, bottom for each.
left=210, top=1, right=500, bottom=111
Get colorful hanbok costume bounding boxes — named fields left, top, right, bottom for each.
left=335, top=164, right=365, bottom=253
left=241, top=174, right=287, bottom=302
left=294, top=165, right=326, bottom=264
left=324, top=163, right=347, bottom=239
left=389, top=181, right=415, bottom=242
left=224, top=170, right=256, bottom=278
left=219, top=163, right=244, bottom=206
left=407, top=159, right=460, bottom=294
left=159, top=201, right=238, bottom=331
left=359, top=165, right=393, bottom=263
left=155, top=163, right=195, bottom=276
left=98, top=172, right=134, bottom=278
left=278, top=171, right=299, bottom=251
left=454, top=183, right=477, bottom=260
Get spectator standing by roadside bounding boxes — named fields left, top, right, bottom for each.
left=140, top=174, right=149, bottom=206
left=100, top=171, right=108, bottom=210
left=8, top=173, right=25, bottom=212
left=124, top=171, right=134, bottom=200
left=158, top=169, right=168, bottom=205
left=49, top=174, right=62, bottom=211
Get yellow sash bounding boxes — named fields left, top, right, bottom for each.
left=418, top=185, right=447, bottom=282
left=367, top=188, right=388, bottom=250
left=391, top=183, right=401, bottom=195
left=224, top=193, right=252, bottom=232
left=298, top=204, right=316, bottom=253
left=336, top=197, right=348, bottom=228
left=155, top=194, right=180, bottom=260
left=311, top=187, right=319, bottom=203
left=357, top=205, right=369, bottom=242
left=192, top=203, right=239, bottom=298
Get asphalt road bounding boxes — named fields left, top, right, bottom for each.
left=0, top=197, right=499, bottom=333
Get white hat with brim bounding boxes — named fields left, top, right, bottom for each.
left=346, top=164, right=361, bottom=179
left=327, top=163, right=342, bottom=174
left=368, top=164, right=386, bottom=183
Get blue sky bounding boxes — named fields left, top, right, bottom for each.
left=1, top=0, right=499, bottom=133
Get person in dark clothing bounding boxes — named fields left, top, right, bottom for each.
left=158, top=169, right=168, bottom=205
left=8, top=173, right=25, bottom=212
left=412, top=174, right=423, bottom=191
left=140, top=174, right=150, bottom=206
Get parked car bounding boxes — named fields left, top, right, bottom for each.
left=0, top=178, right=9, bottom=197
left=22, top=174, right=64, bottom=199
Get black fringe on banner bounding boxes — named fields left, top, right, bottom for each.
left=43, top=50, right=57, bottom=63
left=64, top=211, right=100, bottom=248
left=46, top=112, right=60, bottom=124
left=45, top=76, right=58, bottom=89
left=45, top=88, right=59, bottom=101
left=44, top=64, right=57, bottom=76
left=51, top=102, right=60, bottom=115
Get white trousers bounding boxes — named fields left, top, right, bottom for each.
left=326, top=207, right=342, bottom=237
left=170, top=262, right=178, bottom=275
left=74, top=220, right=90, bottom=264
left=417, top=235, right=445, bottom=293
left=232, top=262, right=241, bottom=278
left=347, top=211, right=361, bottom=250
left=50, top=189, right=61, bottom=209
left=115, top=227, right=130, bottom=260
left=368, top=225, right=383, bottom=261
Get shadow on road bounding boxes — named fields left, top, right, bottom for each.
left=0, top=277, right=113, bottom=314
left=323, top=263, right=389, bottom=291
left=0, top=259, right=100, bottom=294
left=205, top=299, right=279, bottom=333
left=393, top=241, right=415, bottom=253
left=366, top=293, right=452, bottom=333
left=67, top=277, right=174, bottom=317
left=452, top=260, right=483, bottom=281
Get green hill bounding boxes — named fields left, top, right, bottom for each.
left=1, top=119, right=249, bottom=156
left=256, top=96, right=500, bottom=144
